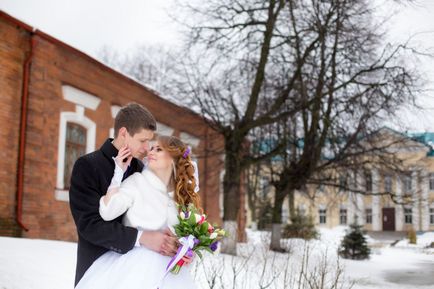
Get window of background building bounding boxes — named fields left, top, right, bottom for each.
left=430, top=208, right=434, bottom=225
left=365, top=208, right=372, bottom=224
left=339, top=208, right=347, bottom=225
left=298, top=204, right=306, bottom=216
left=384, top=175, right=392, bottom=193
left=404, top=208, right=412, bottom=224
left=319, top=209, right=327, bottom=224
left=259, top=176, right=270, bottom=199
left=339, top=174, right=347, bottom=191
left=64, top=123, right=87, bottom=189
left=365, top=172, right=372, bottom=192
left=429, top=174, right=434, bottom=191
left=403, top=174, right=412, bottom=192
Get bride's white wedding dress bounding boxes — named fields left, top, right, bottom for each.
left=75, top=169, right=198, bottom=289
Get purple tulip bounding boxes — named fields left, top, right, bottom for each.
left=194, top=238, right=200, bottom=246
left=209, top=241, right=219, bottom=252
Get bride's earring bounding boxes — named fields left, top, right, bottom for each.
left=172, top=161, right=177, bottom=179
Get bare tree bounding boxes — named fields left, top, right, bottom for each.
left=172, top=0, right=321, bottom=255
left=250, top=0, right=425, bottom=251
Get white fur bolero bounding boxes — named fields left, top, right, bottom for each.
left=99, top=169, right=179, bottom=231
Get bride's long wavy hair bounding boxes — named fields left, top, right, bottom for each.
left=157, top=135, right=202, bottom=212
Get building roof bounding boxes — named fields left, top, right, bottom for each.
left=406, top=132, right=434, bottom=156
left=0, top=10, right=206, bottom=126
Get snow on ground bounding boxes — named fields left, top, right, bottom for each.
left=0, top=228, right=433, bottom=289
left=0, top=237, right=76, bottom=289
left=394, top=231, right=434, bottom=249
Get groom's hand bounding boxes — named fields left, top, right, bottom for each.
left=114, top=145, right=132, bottom=172
left=139, top=229, right=178, bottom=256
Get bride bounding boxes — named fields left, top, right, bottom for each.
left=75, top=135, right=200, bottom=289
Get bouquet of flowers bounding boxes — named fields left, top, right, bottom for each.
left=167, top=203, right=227, bottom=274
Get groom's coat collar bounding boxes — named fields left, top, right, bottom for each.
left=101, top=138, right=118, bottom=159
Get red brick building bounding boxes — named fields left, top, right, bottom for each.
left=0, top=11, right=246, bottom=242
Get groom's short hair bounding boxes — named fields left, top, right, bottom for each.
left=114, top=103, right=156, bottom=137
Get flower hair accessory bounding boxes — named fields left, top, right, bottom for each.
left=182, top=147, right=191, bottom=159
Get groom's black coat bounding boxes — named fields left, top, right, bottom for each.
left=69, top=138, right=144, bottom=286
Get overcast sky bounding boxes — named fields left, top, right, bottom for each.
left=1, top=0, right=434, bottom=131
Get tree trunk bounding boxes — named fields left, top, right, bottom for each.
left=221, top=146, right=242, bottom=255
left=270, top=190, right=286, bottom=251
left=221, top=220, right=238, bottom=254
left=246, top=172, right=257, bottom=230
left=288, top=189, right=296, bottom=220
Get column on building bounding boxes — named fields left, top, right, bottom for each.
left=355, top=170, right=365, bottom=225
left=420, top=171, right=430, bottom=231
left=347, top=171, right=356, bottom=225
left=411, top=171, right=419, bottom=231
left=395, top=175, right=404, bottom=231
left=371, top=168, right=381, bottom=231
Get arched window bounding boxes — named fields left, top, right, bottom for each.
left=56, top=85, right=99, bottom=202
left=64, top=123, right=87, bottom=189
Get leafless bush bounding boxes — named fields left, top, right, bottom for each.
left=192, top=238, right=355, bottom=289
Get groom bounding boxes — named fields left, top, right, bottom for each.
left=69, top=103, right=178, bottom=286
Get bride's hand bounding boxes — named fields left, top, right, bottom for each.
left=114, top=145, right=132, bottom=172
left=182, top=255, right=194, bottom=265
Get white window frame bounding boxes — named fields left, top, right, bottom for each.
left=338, top=174, right=347, bottom=191
left=365, top=172, right=372, bottom=192
left=298, top=203, right=306, bottom=216
left=319, top=208, right=327, bottom=224
left=180, top=132, right=200, bottom=148
left=109, top=105, right=121, bottom=138
left=430, top=207, right=434, bottom=225
left=157, top=122, right=175, bottom=136
left=56, top=85, right=99, bottom=201
left=429, top=173, right=434, bottom=191
left=384, top=175, right=392, bottom=193
left=404, top=207, right=412, bottom=224
left=339, top=208, right=347, bottom=225
left=365, top=208, right=373, bottom=224
left=403, top=174, right=412, bottom=192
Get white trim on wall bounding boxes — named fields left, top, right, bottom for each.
left=180, top=132, right=200, bottom=148
left=62, top=85, right=101, bottom=110
left=111, top=105, right=121, bottom=118
left=157, top=122, right=175, bottom=136
left=110, top=105, right=121, bottom=138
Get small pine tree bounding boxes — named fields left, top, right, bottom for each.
left=339, top=222, right=370, bottom=260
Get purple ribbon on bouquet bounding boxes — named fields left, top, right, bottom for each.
left=155, top=235, right=197, bottom=288
left=165, top=235, right=196, bottom=272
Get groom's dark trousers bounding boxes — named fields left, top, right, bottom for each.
left=69, top=138, right=144, bottom=286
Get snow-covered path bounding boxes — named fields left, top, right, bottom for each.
left=346, top=247, right=434, bottom=288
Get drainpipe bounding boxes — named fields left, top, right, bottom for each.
left=16, top=33, right=36, bottom=231
left=203, top=127, right=208, bottom=213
